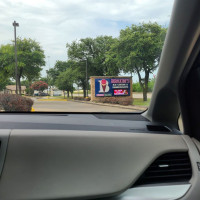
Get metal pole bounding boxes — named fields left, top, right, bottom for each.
left=13, top=21, right=18, bottom=94
left=86, top=58, right=88, bottom=97
left=47, top=56, right=50, bottom=97
left=46, top=70, right=49, bottom=98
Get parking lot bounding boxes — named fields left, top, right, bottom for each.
left=33, top=99, right=143, bottom=112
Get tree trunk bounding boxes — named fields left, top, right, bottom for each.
left=143, top=88, right=148, bottom=101
left=143, top=70, right=149, bottom=101
left=83, top=89, right=86, bottom=98
left=18, top=77, right=21, bottom=95
left=18, top=69, right=23, bottom=95
left=71, top=92, right=73, bottom=99
left=28, top=80, right=32, bottom=96
left=67, top=91, right=69, bottom=98
left=63, top=90, right=65, bottom=99
left=135, top=66, right=149, bottom=102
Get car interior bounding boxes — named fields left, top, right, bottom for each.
left=0, top=0, right=200, bottom=199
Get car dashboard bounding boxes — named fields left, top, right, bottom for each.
left=0, top=113, right=199, bottom=200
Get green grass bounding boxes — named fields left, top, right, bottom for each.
left=49, top=96, right=64, bottom=99
left=73, top=91, right=91, bottom=94
left=133, top=98, right=151, bottom=107
left=38, top=96, right=73, bottom=99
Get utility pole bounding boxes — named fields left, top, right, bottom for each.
left=13, top=21, right=19, bottom=94
left=47, top=56, right=50, bottom=97
left=85, top=58, right=88, bottom=97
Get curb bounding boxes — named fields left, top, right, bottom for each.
left=71, top=100, right=147, bottom=111
left=37, top=99, right=68, bottom=102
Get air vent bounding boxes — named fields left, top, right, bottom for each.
left=134, top=152, right=192, bottom=186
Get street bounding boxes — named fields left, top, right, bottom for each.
left=33, top=100, right=142, bottom=112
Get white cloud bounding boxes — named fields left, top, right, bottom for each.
left=0, top=0, right=174, bottom=76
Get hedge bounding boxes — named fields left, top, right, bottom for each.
left=0, top=94, right=33, bottom=112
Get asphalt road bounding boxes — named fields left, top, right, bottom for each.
left=33, top=100, right=141, bottom=112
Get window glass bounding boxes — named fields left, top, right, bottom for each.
left=0, top=0, right=174, bottom=112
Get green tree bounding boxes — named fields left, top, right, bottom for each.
left=66, top=36, right=119, bottom=97
left=0, top=75, right=11, bottom=91
left=105, top=38, right=121, bottom=75
left=39, top=77, right=48, bottom=83
left=118, top=22, right=166, bottom=101
left=21, top=79, right=32, bottom=88
left=55, top=68, right=75, bottom=98
left=0, top=44, right=15, bottom=86
left=47, top=60, right=71, bottom=86
left=0, top=38, right=45, bottom=95
left=21, top=79, right=34, bottom=96
left=132, top=78, right=155, bottom=93
left=132, top=82, right=143, bottom=92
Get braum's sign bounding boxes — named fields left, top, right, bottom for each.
left=95, top=78, right=131, bottom=97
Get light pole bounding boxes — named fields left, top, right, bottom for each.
left=13, top=21, right=19, bottom=94
left=47, top=56, right=50, bottom=97
left=85, top=58, right=88, bottom=97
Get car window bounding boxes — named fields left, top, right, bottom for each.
left=0, top=0, right=174, bottom=112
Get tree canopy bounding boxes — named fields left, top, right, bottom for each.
left=0, top=22, right=167, bottom=102
left=66, top=36, right=120, bottom=97
left=0, top=38, right=45, bottom=94
left=47, top=60, right=72, bottom=86
left=118, top=22, right=167, bottom=100
left=55, top=67, right=75, bottom=98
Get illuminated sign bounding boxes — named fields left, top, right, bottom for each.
left=114, top=89, right=129, bottom=96
left=95, top=78, right=130, bottom=97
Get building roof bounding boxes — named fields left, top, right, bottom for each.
left=6, top=85, right=26, bottom=91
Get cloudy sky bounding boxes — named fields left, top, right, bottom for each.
left=0, top=0, right=174, bottom=77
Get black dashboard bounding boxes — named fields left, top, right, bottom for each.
left=0, top=113, right=181, bottom=134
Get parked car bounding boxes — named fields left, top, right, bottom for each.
left=39, top=92, right=49, bottom=96
left=34, top=92, right=49, bottom=96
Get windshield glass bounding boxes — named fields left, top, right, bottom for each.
left=0, top=0, right=174, bottom=112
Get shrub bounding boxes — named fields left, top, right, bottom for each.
left=74, top=97, right=91, bottom=101
left=132, top=78, right=155, bottom=92
left=97, top=97, right=133, bottom=105
left=25, top=87, right=34, bottom=96
left=0, top=94, right=34, bottom=112
left=132, top=82, right=142, bottom=92
left=97, top=98, right=117, bottom=104
left=74, top=97, right=84, bottom=101
left=118, top=98, right=133, bottom=106
left=84, top=97, right=91, bottom=101
left=31, top=81, right=48, bottom=92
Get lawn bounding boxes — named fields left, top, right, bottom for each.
left=73, top=90, right=91, bottom=95
left=36, top=96, right=73, bottom=99
left=133, top=98, right=151, bottom=107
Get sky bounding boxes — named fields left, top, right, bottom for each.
left=0, top=0, right=174, bottom=81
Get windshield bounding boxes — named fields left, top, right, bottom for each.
left=0, top=0, right=174, bottom=112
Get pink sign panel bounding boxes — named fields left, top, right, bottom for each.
left=114, top=89, right=129, bottom=96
